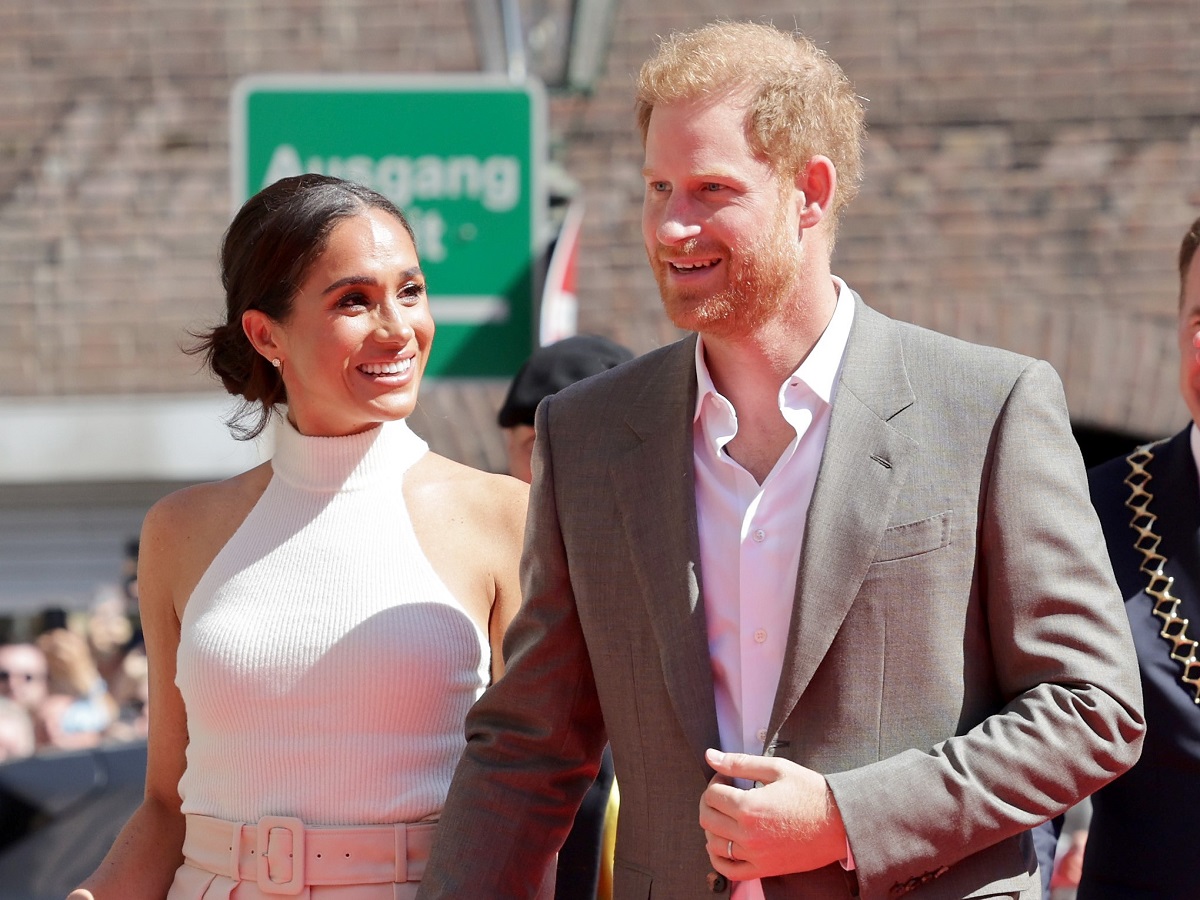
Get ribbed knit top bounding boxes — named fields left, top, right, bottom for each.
left=176, top=417, right=490, bottom=826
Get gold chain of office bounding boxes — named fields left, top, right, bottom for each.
left=1124, top=441, right=1200, bottom=704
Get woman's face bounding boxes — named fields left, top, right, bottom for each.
left=245, top=208, right=433, bottom=436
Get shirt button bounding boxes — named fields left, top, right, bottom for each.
left=752, top=529, right=766, bottom=542
left=754, top=628, right=767, bottom=643
left=757, top=728, right=767, bottom=742
left=707, top=872, right=729, bottom=893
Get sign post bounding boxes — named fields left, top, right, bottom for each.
left=232, top=75, right=545, bottom=378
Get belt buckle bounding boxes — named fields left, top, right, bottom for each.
left=256, top=815, right=306, bottom=895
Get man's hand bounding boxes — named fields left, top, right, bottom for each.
left=699, top=748, right=848, bottom=880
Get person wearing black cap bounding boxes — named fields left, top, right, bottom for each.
left=498, top=334, right=634, bottom=484
left=497, top=334, right=632, bottom=900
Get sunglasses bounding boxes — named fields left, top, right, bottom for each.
left=0, top=669, right=45, bottom=684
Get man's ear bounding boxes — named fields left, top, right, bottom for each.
left=795, top=155, right=837, bottom=231
left=242, top=309, right=283, bottom=363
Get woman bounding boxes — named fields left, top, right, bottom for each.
left=69, top=174, right=528, bottom=899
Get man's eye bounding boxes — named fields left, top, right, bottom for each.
left=701, top=183, right=723, bottom=192
left=649, top=181, right=669, bottom=192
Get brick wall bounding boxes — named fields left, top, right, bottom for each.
left=2, top=0, right=1199, bottom=471
left=561, top=0, right=1200, bottom=439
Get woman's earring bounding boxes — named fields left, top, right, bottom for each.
left=271, top=358, right=282, bottom=369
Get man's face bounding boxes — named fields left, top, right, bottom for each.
left=0, top=644, right=48, bottom=711
left=641, top=94, right=803, bottom=339
left=1177, top=255, right=1200, bottom=426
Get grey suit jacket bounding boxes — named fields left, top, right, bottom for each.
left=419, top=297, right=1144, bottom=900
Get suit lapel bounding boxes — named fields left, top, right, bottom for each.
left=609, top=336, right=722, bottom=772
left=769, top=299, right=919, bottom=737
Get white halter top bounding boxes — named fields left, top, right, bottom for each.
left=176, top=418, right=490, bottom=825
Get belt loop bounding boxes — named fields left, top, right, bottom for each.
left=394, top=822, right=409, bottom=883
left=229, top=819, right=244, bottom=881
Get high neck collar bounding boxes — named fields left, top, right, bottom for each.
left=270, top=417, right=429, bottom=492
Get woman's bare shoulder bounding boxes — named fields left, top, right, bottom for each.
left=144, top=463, right=272, bottom=537
left=418, top=453, right=526, bottom=497
left=140, top=463, right=274, bottom=607
left=407, top=454, right=528, bottom=532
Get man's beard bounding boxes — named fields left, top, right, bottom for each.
left=651, top=214, right=798, bottom=339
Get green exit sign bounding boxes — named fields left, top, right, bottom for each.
left=231, top=75, right=545, bottom=378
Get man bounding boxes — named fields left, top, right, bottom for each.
left=497, top=333, right=633, bottom=900
left=420, top=22, right=1144, bottom=900
left=0, top=642, right=50, bottom=718
left=0, top=641, right=50, bottom=753
left=1079, top=215, right=1200, bottom=900
left=499, top=334, right=634, bottom=484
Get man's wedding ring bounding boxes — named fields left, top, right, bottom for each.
left=727, top=839, right=736, bottom=861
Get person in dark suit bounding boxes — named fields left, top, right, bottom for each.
left=419, top=22, right=1145, bottom=900
left=1080, top=214, right=1200, bottom=900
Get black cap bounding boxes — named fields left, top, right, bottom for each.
left=497, top=334, right=633, bottom=428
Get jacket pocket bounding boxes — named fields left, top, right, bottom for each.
left=874, top=511, right=952, bottom=562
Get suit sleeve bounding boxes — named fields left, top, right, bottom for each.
left=417, top=395, right=607, bottom=899
left=825, top=359, right=1145, bottom=899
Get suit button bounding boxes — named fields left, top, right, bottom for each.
left=707, top=871, right=729, bottom=893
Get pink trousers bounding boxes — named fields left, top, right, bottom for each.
left=166, top=814, right=435, bottom=900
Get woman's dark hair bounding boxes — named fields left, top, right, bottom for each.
left=190, top=174, right=415, bottom=440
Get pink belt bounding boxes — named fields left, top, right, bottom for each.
left=181, top=813, right=436, bottom=896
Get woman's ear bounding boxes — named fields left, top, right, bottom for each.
left=796, top=155, right=837, bottom=231
left=242, top=309, right=283, bottom=364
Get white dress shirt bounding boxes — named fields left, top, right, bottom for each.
left=693, top=278, right=854, bottom=899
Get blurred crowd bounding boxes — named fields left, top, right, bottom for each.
left=0, top=542, right=147, bottom=763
